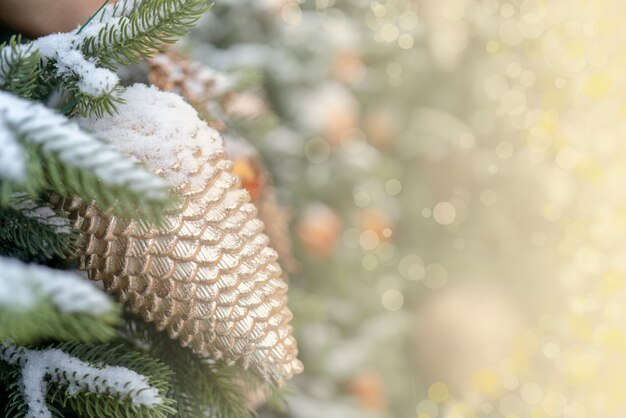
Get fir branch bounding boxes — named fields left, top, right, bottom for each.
left=81, top=0, right=211, bottom=68
left=0, top=363, right=65, bottom=417
left=263, top=384, right=291, bottom=414
left=0, top=91, right=170, bottom=221
left=0, top=256, right=118, bottom=345
left=0, top=33, right=118, bottom=117
left=120, top=313, right=256, bottom=418
left=63, top=81, right=125, bottom=119
left=198, top=366, right=255, bottom=418
left=0, top=257, right=114, bottom=316
left=0, top=194, right=77, bottom=261
left=0, top=343, right=176, bottom=418
left=34, top=32, right=122, bottom=118
left=0, top=1, right=210, bottom=117
left=0, top=302, right=119, bottom=347
left=8, top=194, right=72, bottom=234
left=0, top=36, right=42, bottom=99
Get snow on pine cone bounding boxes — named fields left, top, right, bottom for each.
left=51, top=84, right=302, bottom=384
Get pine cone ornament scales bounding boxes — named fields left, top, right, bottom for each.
left=53, top=84, right=302, bottom=384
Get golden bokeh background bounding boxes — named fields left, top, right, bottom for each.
left=368, top=1, right=626, bottom=417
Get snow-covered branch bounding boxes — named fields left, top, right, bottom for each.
left=8, top=193, right=72, bottom=234
left=0, top=0, right=208, bottom=116
left=34, top=33, right=119, bottom=99
left=0, top=119, right=27, bottom=182
left=0, top=256, right=112, bottom=315
left=0, top=40, right=40, bottom=97
left=0, top=91, right=169, bottom=211
left=80, top=0, right=210, bottom=67
left=0, top=344, right=163, bottom=418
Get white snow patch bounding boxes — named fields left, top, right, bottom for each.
left=34, top=32, right=119, bottom=98
left=0, top=345, right=162, bottom=418
left=0, top=259, right=35, bottom=312
left=10, top=194, right=72, bottom=234
left=0, top=256, right=113, bottom=315
left=81, top=84, right=224, bottom=186
left=0, top=119, right=27, bottom=181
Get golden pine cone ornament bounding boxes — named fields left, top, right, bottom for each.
left=53, top=84, right=302, bottom=384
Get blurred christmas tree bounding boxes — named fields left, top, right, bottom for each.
left=186, top=1, right=413, bottom=417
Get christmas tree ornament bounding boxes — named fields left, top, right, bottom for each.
left=346, top=372, right=387, bottom=411
left=363, top=109, right=397, bottom=151
left=148, top=50, right=297, bottom=276
left=297, top=203, right=342, bottom=257
left=331, top=50, right=366, bottom=84
left=225, top=138, right=267, bottom=203
left=51, top=84, right=302, bottom=384
left=357, top=208, right=393, bottom=242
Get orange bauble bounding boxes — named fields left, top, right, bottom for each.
left=363, top=110, right=397, bottom=151
left=331, top=50, right=366, bottom=84
left=357, top=208, right=393, bottom=242
left=346, top=372, right=387, bottom=411
left=231, top=157, right=266, bottom=203
left=297, top=204, right=342, bottom=257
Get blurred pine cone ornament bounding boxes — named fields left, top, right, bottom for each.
left=51, top=84, right=302, bottom=384
left=148, top=48, right=233, bottom=132
left=148, top=48, right=271, bottom=133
